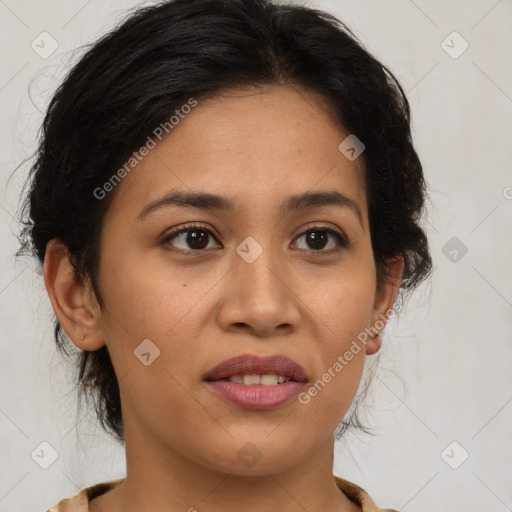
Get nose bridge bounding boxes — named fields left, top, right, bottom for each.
left=219, top=234, right=300, bottom=334
left=235, top=234, right=288, bottom=303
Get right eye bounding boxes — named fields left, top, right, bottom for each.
left=160, top=223, right=222, bottom=253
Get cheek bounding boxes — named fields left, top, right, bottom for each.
left=97, top=248, right=224, bottom=345
left=295, top=263, right=375, bottom=419
left=302, top=257, right=376, bottom=345
left=296, top=297, right=370, bottom=433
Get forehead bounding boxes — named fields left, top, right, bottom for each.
left=106, top=84, right=368, bottom=223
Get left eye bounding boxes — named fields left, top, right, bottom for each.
left=161, top=224, right=349, bottom=253
left=293, top=226, right=349, bottom=252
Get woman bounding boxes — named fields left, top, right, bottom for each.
left=19, top=0, right=432, bottom=510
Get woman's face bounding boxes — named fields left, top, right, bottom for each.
left=83, top=85, right=400, bottom=474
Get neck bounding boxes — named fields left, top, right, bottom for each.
left=90, top=410, right=361, bottom=512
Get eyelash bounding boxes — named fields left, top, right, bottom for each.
left=160, top=222, right=351, bottom=255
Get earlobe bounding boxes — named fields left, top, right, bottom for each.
left=366, top=255, right=404, bottom=355
left=43, top=239, right=105, bottom=351
left=365, top=331, right=382, bottom=356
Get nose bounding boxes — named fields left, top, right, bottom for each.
left=216, top=242, right=302, bottom=337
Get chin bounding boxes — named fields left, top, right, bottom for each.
left=198, top=434, right=307, bottom=476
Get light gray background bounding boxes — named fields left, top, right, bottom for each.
left=1, top=1, right=511, bottom=511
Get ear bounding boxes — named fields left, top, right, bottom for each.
left=43, top=239, right=105, bottom=351
left=365, top=255, right=404, bottom=355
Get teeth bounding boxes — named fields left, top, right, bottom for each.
left=260, top=374, right=278, bottom=386
left=227, top=374, right=291, bottom=385
left=244, top=374, right=261, bottom=385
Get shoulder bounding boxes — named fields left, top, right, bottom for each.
left=334, top=475, right=399, bottom=512
left=46, top=476, right=398, bottom=512
left=46, top=479, right=125, bottom=511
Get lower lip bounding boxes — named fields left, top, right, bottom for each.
left=205, top=380, right=305, bottom=410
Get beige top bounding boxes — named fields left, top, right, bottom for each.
left=46, top=476, right=398, bottom=511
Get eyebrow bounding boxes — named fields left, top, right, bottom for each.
left=137, top=188, right=363, bottom=226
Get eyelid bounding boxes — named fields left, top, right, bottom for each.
left=160, top=222, right=351, bottom=252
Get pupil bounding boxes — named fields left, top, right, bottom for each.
left=307, top=231, right=327, bottom=250
left=188, top=230, right=208, bottom=249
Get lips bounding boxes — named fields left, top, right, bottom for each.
left=204, top=354, right=309, bottom=383
left=203, top=354, right=309, bottom=410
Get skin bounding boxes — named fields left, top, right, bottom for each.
left=44, top=84, right=403, bottom=512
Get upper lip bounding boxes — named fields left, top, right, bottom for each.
left=204, top=354, right=309, bottom=382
